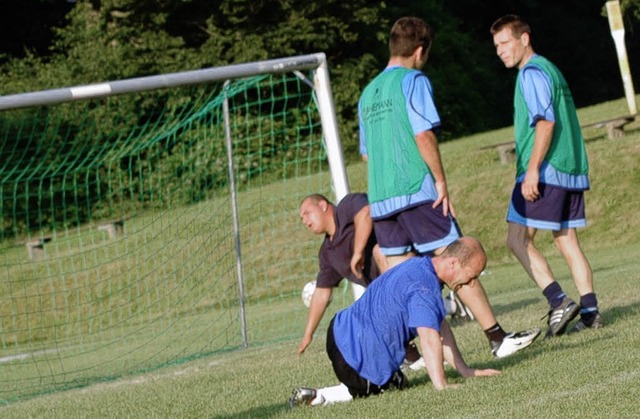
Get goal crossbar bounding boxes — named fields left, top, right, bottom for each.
left=0, top=52, right=349, bottom=202
left=0, top=53, right=325, bottom=109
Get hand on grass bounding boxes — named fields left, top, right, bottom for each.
left=297, top=336, right=312, bottom=354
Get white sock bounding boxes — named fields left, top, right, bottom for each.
left=314, top=383, right=353, bottom=405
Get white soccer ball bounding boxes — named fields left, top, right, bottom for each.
left=443, top=291, right=457, bottom=315
left=301, top=280, right=316, bottom=308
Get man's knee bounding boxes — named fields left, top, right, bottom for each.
left=385, top=253, right=413, bottom=269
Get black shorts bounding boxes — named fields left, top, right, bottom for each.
left=326, top=317, right=406, bottom=398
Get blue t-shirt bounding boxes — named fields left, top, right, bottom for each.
left=332, top=256, right=445, bottom=385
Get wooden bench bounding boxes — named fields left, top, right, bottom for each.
left=25, top=236, right=52, bottom=260
left=495, top=142, right=516, bottom=164
left=479, top=140, right=516, bottom=165
left=481, top=114, right=638, bottom=164
left=98, top=219, right=125, bottom=239
left=581, top=115, right=637, bottom=139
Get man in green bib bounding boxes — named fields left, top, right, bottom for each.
left=491, top=14, right=603, bottom=337
left=358, top=16, right=540, bottom=358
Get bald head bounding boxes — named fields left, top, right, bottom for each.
left=436, top=237, right=487, bottom=292
left=440, top=237, right=487, bottom=270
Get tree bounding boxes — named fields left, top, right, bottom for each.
left=1, top=0, right=638, bottom=143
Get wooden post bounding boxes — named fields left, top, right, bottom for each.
left=98, top=219, right=124, bottom=239
left=25, top=237, right=52, bottom=260
left=497, top=143, right=516, bottom=165
left=606, top=1, right=637, bottom=115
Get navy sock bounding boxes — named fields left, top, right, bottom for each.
left=542, top=282, right=565, bottom=309
left=579, top=293, right=599, bottom=322
left=485, top=323, right=507, bottom=345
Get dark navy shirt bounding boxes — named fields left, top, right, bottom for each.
left=316, top=193, right=379, bottom=289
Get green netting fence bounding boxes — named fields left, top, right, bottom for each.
left=0, top=55, right=356, bottom=403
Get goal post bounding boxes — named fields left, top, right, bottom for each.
left=0, top=53, right=356, bottom=402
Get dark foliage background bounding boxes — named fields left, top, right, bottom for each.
left=1, top=1, right=638, bottom=143
left=0, top=1, right=638, bottom=237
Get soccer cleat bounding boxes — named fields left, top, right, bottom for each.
left=445, top=291, right=475, bottom=321
left=405, top=356, right=426, bottom=371
left=491, top=327, right=541, bottom=358
left=288, top=387, right=318, bottom=409
left=388, top=370, right=408, bottom=390
left=401, top=340, right=423, bottom=371
left=544, top=297, right=580, bottom=338
left=569, top=313, right=604, bottom=333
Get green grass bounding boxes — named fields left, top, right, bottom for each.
left=2, top=96, right=640, bottom=417
left=1, top=244, right=639, bottom=418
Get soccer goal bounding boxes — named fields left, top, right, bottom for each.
left=0, top=53, right=358, bottom=402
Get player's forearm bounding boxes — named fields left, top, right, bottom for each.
left=303, top=291, right=330, bottom=338
left=440, top=320, right=472, bottom=376
left=416, top=130, right=447, bottom=184
left=528, top=119, right=554, bottom=172
left=417, top=327, right=448, bottom=390
left=352, top=206, right=373, bottom=256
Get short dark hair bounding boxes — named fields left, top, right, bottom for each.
left=300, top=193, right=333, bottom=208
left=490, top=14, right=531, bottom=38
left=389, top=17, right=434, bottom=57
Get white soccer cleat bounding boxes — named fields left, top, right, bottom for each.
left=407, top=356, right=426, bottom=371
left=491, top=327, right=541, bottom=358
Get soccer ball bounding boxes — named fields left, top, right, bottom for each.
left=301, top=280, right=316, bottom=308
left=443, top=291, right=457, bottom=315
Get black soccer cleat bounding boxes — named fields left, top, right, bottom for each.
left=570, top=312, right=604, bottom=333
left=544, top=297, right=580, bottom=338
left=288, top=387, right=318, bottom=409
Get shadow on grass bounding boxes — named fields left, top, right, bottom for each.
left=583, top=133, right=607, bottom=143
left=489, top=297, right=539, bottom=317
left=598, top=303, right=639, bottom=326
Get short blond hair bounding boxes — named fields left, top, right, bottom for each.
left=300, top=193, right=332, bottom=208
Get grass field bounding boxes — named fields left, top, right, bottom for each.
left=2, top=96, right=640, bottom=417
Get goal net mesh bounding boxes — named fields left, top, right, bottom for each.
left=0, top=67, right=354, bottom=402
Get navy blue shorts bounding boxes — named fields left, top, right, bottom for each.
left=507, top=182, right=586, bottom=230
left=372, top=202, right=461, bottom=256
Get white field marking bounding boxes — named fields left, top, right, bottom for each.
left=480, top=285, right=540, bottom=306
left=75, top=343, right=286, bottom=394
left=76, top=359, right=224, bottom=393
left=457, top=369, right=640, bottom=419
left=526, top=369, right=640, bottom=405
left=71, top=342, right=292, bottom=396
left=0, top=348, right=60, bottom=363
